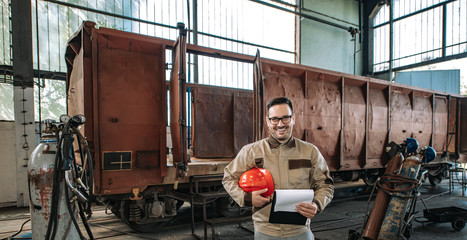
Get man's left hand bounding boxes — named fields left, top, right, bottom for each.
left=296, top=202, right=318, bottom=218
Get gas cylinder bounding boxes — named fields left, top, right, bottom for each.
left=28, top=120, right=79, bottom=239
left=378, top=155, right=421, bottom=239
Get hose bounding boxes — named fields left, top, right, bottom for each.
left=45, top=130, right=64, bottom=240
left=44, top=115, right=95, bottom=240
left=8, top=218, right=31, bottom=238
left=78, top=200, right=95, bottom=240
left=64, top=180, right=86, bottom=240
left=377, top=174, right=420, bottom=198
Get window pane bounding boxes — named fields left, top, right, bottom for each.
left=0, top=82, right=13, bottom=120
left=34, top=79, right=66, bottom=121
left=373, top=2, right=455, bottom=73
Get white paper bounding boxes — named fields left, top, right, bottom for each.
left=273, top=189, right=314, bottom=212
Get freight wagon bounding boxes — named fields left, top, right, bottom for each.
left=65, top=21, right=467, bottom=231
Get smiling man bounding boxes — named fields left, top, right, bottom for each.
left=223, top=97, right=334, bottom=240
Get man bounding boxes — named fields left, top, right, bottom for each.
left=222, top=97, right=334, bottom=239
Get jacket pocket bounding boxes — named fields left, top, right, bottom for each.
left=288, top=159, right=312, bottom=188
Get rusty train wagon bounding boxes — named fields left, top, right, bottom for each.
left=253, top=57, right=467, bottom=185
left=65, top=22, right=467, bottom=231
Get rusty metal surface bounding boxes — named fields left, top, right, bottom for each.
left=65, top=22, right=466, bottom=198
left=256, top=60, right=464, bottom=172
left=461, top=98, right=467, bottom=156
left=379, top=157, right=421, bottom=239
left=253, top=54, right=264, bottom=142
left=447, top=98, right=457, bottom=153
left=170, top=33, right=188, bottom=173
left=390, top=88, right=413, bottom=144
left=67, top=22, right=94, bottom=161
left=368, top=87, right=388, bottom=167
left=67, top=48, right=84, bottom=120
left=362, top=153, right=403, bottom=240
left=233, top=91, right=254, bottom=153
left=191, top=85, right=253, bottom=158
left=67, top=24, right=169, bottom=195
left=433, top=97, right=448, bottom=152
left=96, top=40, right=166, bottom=194
left=343, top=82, right=366, bottom=170
left=412, top=94, right=433, bottom=148
left=259, top=66, right=342, bottom=170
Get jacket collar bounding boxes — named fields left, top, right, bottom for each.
left=267, top=135, right=296, bottom=149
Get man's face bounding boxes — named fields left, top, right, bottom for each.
left=267, top=103, right=295, bottom=143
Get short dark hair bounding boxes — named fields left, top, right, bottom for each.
left=266, top=97, right=293, bottom=116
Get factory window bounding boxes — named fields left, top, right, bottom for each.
left=0, top=79, right=66, bottom=122
left=0, top=0, right=11, bottom=67
left=30, top=0, right=296, bottom=90
left=0, top=82, right=13, bottom=120
left=1, top=0, right=296, bottom=120
left=34, top=79, right=67, bottom=122
left=372, top=0, right=467, bottom=73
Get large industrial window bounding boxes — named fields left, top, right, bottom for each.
left=372, top=0, right=467, bottom=73
left=0, top=82, right=13, bottom=120
left=0, top=80, right=66, bottom=121
left=0, top=0, right=296, bottom=120
left=0, top=0, right=11, bottom=67
left=30, top=0, right=296, bottom=89
left=34, top=79, right=66, bottom=121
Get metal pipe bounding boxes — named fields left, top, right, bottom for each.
left=388, top=0, right=393, bottom=81
left=358, top=0, right=362, bottom=43
left=270, top=0, right=297, bottom=8
left=64, top=170, right=87, bottom=203
left=446, top=95, right=451, bottom=155
left=301, top=7, right=359, bottom=28
left=193, top=0, right=199, bottom=84
left=248, top=0, right=356, bottom=33
left=442, top=4, right=447, bottom=57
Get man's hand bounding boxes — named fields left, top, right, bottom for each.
left=296, top=202, right=318, bottom=218
left=252, top=188, right=271, bottom=207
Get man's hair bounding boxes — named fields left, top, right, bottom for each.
left=266, top=97, right=293, bottom=116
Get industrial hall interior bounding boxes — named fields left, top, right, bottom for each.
left=1, top=0, right=467, bottom=239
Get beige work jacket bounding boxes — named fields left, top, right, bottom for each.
left=222, top=136, right=334, bottom=238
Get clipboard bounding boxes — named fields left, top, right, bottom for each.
left=269, top=190, right=314, bottom=225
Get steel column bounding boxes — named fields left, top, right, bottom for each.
left=12, top=0, right=35, bottom=207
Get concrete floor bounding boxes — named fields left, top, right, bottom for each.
left=1, top=178, right=466, bottom=240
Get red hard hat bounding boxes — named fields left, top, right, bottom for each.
left=238, top=167, right=274, bottom=197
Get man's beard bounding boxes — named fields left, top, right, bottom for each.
left=271, top=126, right=291, bottom=141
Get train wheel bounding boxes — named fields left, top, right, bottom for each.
left=121, top=200, right=172, bottom=233
left=215, top=197, right=251, bottom=217
left=362, top=173, right=378, bottom=186
left=451, top=217, right=465, bottom=231
left=107, top=200, right=122, bottom=219
left=362, top=169, right=383, bottom=186
left=341, top=171, right=359, bottom=182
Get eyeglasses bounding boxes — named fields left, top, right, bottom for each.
left=268, top=115, right=292, bottom=125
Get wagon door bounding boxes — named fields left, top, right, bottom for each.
left=91, top=28, right=168, bottom=195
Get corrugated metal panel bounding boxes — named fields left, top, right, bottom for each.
left=191, top=85, right=253, bottom=158
left=394, top=70, right=460, bottom=94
